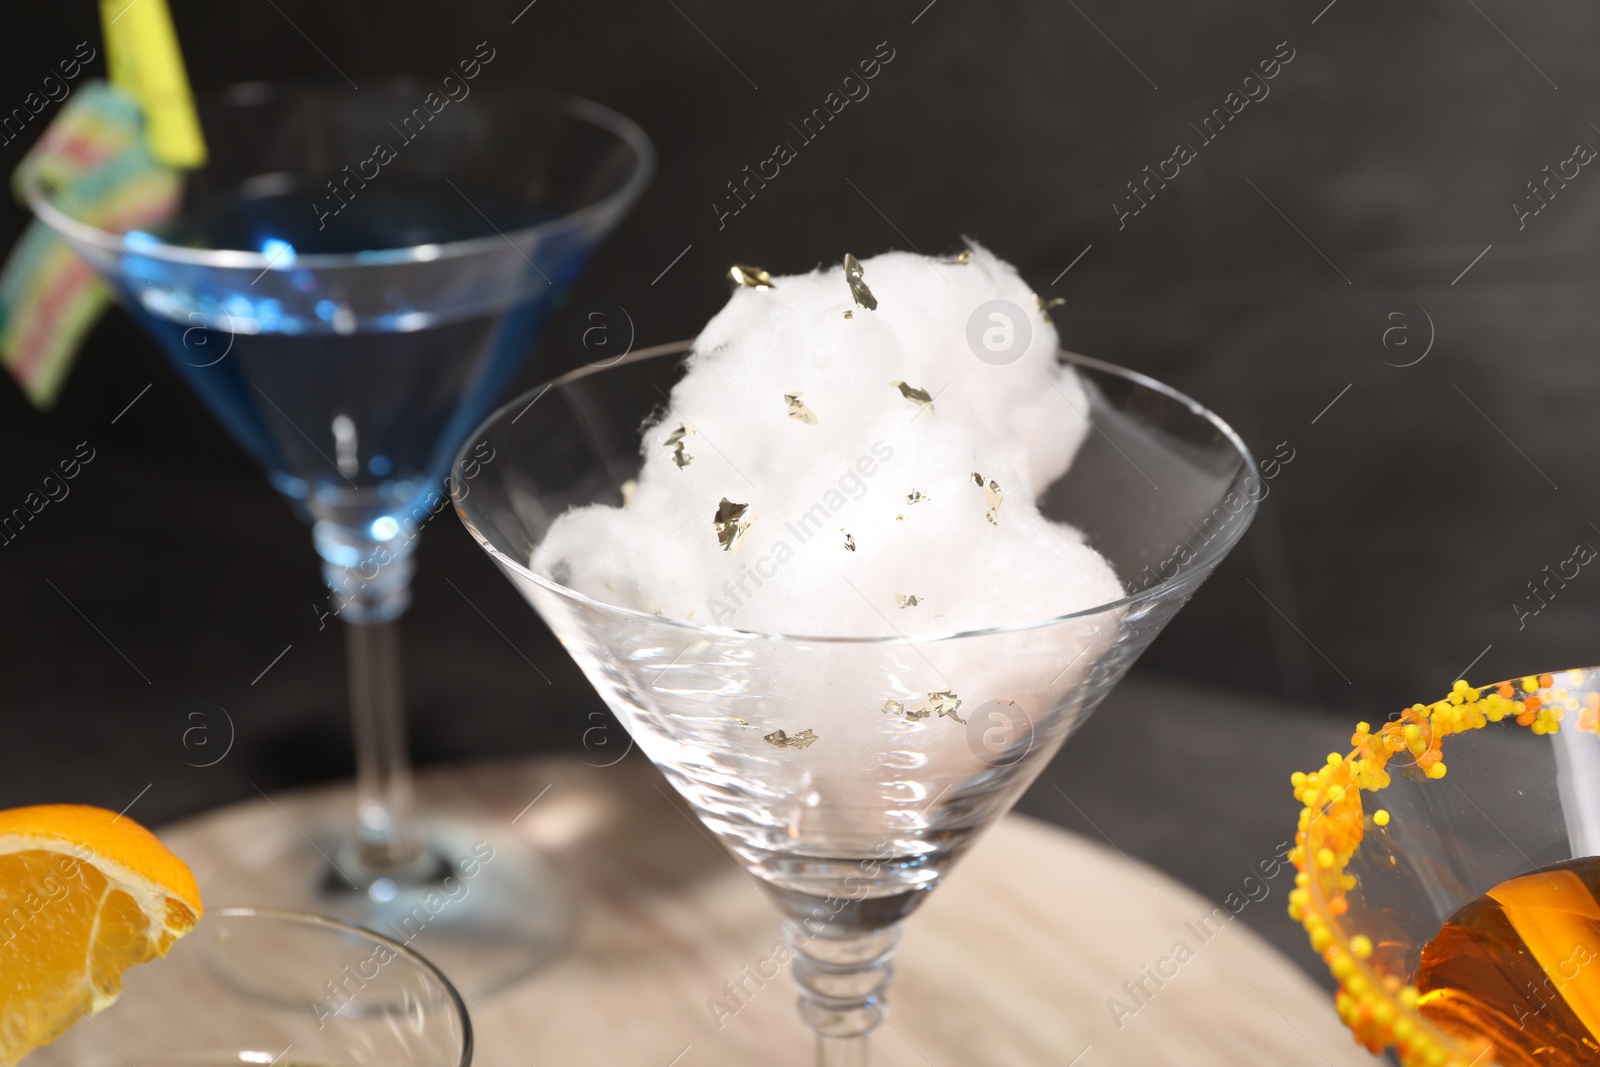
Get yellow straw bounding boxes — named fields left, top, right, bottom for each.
left=99, top=0, right=207, bottom=167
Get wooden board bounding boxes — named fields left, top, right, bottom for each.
left=161, top=756, right=1380, bottom=1066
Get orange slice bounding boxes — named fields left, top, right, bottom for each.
left=0, top=804, right=202, bottom=1066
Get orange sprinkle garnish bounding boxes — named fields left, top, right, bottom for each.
left=1287, top=671, right=1600, bottom=1067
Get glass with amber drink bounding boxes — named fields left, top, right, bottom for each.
left=1290, top=668, right=1600, bottom=1066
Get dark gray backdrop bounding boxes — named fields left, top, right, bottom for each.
left=0, top=0, right=1595, bottom=834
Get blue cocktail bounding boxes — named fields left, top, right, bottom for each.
left=24, top=79, right=652, bottom=992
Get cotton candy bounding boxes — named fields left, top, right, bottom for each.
left=534, top=245, right=1124, bottom=636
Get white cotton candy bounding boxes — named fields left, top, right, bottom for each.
left=534, top=245, right=1125, bottom=636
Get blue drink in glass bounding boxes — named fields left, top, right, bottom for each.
left=25, top=81, right=652, bottom=993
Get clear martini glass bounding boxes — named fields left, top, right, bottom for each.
left=22, top=80, right=653, bottom=994
left=24, top=909, right=471, bottom=1067
left=454, top=340, right=1259, bottom=1063
left=1290, top=666, right=1600, bottom=1066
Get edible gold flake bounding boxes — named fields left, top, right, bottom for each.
left=733, top=718, right=759, bottom=730
left=939, top=249, right=972, bottom=265
left=621, top=479, right=638, bottom=507
left=1036, top=293, right=1066, bottom=313
left=906, top=489, right=929, bottom=505
left=889, top=691, right=966, bottom=724
left=785, top=392, right=819, bottom=425
left=664, top=423, right=693, bottom=469
left=713, top=498, right=754, bottom=553
left=764, top=728, right=818, bottom=749
left=972, top=472, right=1003, bottom=525
left=891, top=380, right=935, bottom=414
left=928, top=690, right=966, bottom=723
left=843, top=530, right=857, bottom=552
left=729, top=264, right=775, bottom=289
left=896, top=594, right=922, bottom=609
left=895, top=513, right=906, bottom=521
left=843, top=253, right=877, bottom=310
left=843, top=309, right=854, bottom=319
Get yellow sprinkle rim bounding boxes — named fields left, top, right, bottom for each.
left=1289, top=671, right=1600, bottom=1067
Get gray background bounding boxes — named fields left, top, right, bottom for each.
left=0, top=0, right=1596, bottom=993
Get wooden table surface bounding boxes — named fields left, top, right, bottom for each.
left=161, top=756, right=1379, bottom=1067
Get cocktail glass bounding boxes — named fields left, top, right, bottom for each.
left=22, top=80, right=653, bottom=993
left=453, top=340, right=1259, bottom=1064
left=1290, top=667, right=1600, bottom=1067
left=22, top=908, right=470, bottom=1067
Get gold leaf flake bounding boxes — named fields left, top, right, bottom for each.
left=890, top=690, right=966, bottom=724
left=927, top=690, right=966, bottom=723
left=896, top=594, right=922, bottom=609
left=713, top=498, right=755, bottom=553
left=764, top=728, right=819, bottom=749
left=843, top=530, right=857, bottom=552
left=621, top=479, right=638, bottom=507
left=895, top=513, right=906, bottom=521
left=1035, top=293, right=1065, bottom=313
left=785, top=392, right=819, bottom=425
left=733, top=718, right=759, bottom=731
left=843, top=252, right=877, bottom=310
left=939, top=249, right=972, bottom=265
left=843, top=309, right=855, bottom=319
left=891, top=380, right=935, bottom=414
left=906, top=489, right=929, bottom=505
left=729, top=264, right=775, bottom=289
left=664, top=423, right=693, bottom=469
left=972, top=472, right=1003, bottom=525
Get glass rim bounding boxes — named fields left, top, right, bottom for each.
left=452, top=339, right=1261, bottom=646
left=206, top=906, right=474, bottom=1067
left=1293, top=666, right=1600, bottom=1067
left=20, top=78, right=655, bottom=271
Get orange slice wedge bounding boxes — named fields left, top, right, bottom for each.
left=0, top=804, right=202, bottom=1066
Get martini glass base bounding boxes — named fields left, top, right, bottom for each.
left=214, top=817, right=574, bottom=998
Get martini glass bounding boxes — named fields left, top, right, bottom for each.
left=453, top=340, right=1259, bottom=1064
left=1290, top=667, right=1600, bottom=1067
left=22, top=80, right=653, bottom=993
left=23, top=909, right=471, bottom=1067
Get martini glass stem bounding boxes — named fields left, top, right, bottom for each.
left=786, top=922, right=899, bottom=1067
left=816, top=1037, right=868, bottom=1067
left=347, top=617, right=419, bottom=868
left=317, top=522, right=424, bottom=875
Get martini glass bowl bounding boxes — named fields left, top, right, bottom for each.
left=22, top=908, right=471, bottom=1067
left=1290, top=667, right=1600, bottom=1067
left=22, top=80, right=653, bottom=993
left=453, top=341, right=1258, bottom=1063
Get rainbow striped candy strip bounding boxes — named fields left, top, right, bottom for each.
left=0, top=82, right=180, bottom=407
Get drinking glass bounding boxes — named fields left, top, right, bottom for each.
left=453, top=341, right=1259, bottom=1064
left=1291, top=667, right=1600, bottom=1067
left=23, top=908, right=470, bottom=1067
left=22, top=80, right=653, bottom=993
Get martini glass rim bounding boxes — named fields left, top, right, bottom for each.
left=452, top=339, right=1261, bottom=646
left=20, top=78, right=655, bottom=271
left=1295, top=665, right=1600, bottom=1067
left=203, top=906, right=474, bottom=1067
